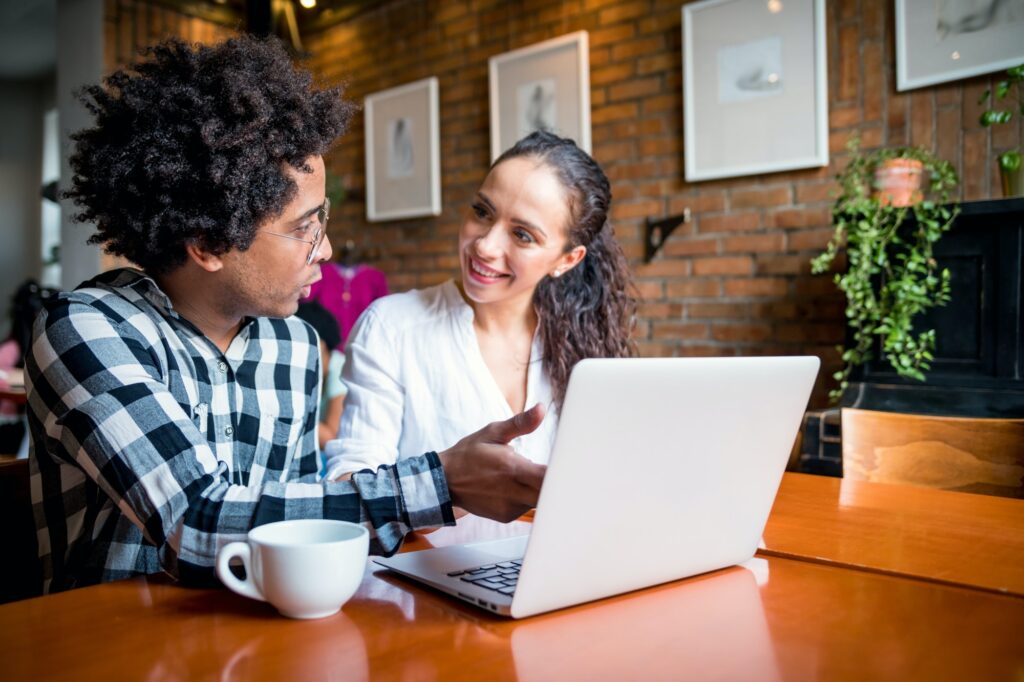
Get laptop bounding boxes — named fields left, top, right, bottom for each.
left=375, top=356, right=819, bottom=618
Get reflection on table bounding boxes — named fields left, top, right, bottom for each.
left=1, top=475, right=1023, bottom=680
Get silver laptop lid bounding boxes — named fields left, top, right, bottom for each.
left=511, top=356, right=818, bottom=618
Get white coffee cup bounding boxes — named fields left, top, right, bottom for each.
left=216, top=519, right=369, bottom=619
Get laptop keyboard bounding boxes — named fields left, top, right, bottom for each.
left=447, top=560, right=522, bottom=596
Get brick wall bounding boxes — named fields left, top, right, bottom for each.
left=305, top=0, right=1020, bottom=408
left=97, top=0, right=238, bottom=273
left=102, top=0, right=1021, bottom=408
left=104, top=0, right=236, bottom=70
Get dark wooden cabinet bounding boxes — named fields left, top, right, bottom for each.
left=844, top=197, right=1024, bottom=418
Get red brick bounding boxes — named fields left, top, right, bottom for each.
left=642, top=93, right=677, bottom=114
left=592, top=102, right=640, bottom=124
left=860, top=125, right=884, bottom=149
left=637, top=8, right=680, bottom=35
left=639, top=136, right=681, bottom=157
left=636, top=53, right=675, bottom=76
left=687, top=302, right=751, bottom=319
left=599, top=1, right=648, bottom=24
left=766, top=207, right=832, bottom=230
left=635, top=280, right=664, bottom=299
left=638, top=302, right=683, bottom=319
left=607, top=159, right=659, bottom=181
left=730, top=186, right=792, bottom=210
left=888, top=91, right=909, bottom=134
left=611, top=199, right=663, bottom=221
left=693, top=256, right=753, bottom=276
left=936, top=107, right=961, bottom=174
left=662, top=236, right=719, bottom=257
left=723, top=233, right=786, bottom=253
left=910, top=90, right=935, bottom=148
left=962, top=80, right=989, bottom=130
left=793, top=276, right=842, bottom=297
left=591, top=23, right=637, bottom=47
left=829, top=105, right=861, bottom=129
left=666, top=279, right=721, bottom=298
left=829, top=129, right=855, bottom=155
left=677, top=344, right=737, bottom=358
left=863, top=42, right=884, bottom=122
left=863, top=0, right=885, bottom=38
left=635, top=259, right=690, bottom=278
left=963, top=129, right=989, bottom=201
left=669, top=192, right=727, bottom=215
left=935, top=83, right=960, bottom=108
left=837, top=24, right=859, bottom=101
left=612, top=37, right=665, bottom=62
left=837, top=0, right=858, bottom=21
left=609, top=77, right=664, bottom=102
left=698, top=211, right=761, bottom=234
left=590, top=46, right=612, bottom=67
left=592, top=63, right=636, bottom=86
left=756, top=254, right=809, bottom=275
left=723, top=278, right=789, bottom=297
left=776, top=322, right=844, bottom=344
left=652, top=321, right=710, bottom=340
left=711, top=323, right=773, bottom=343
left=637, top=341, right=675, bottom=357
left=795, top=182, right=835, bottom=204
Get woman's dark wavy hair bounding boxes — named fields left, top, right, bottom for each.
left=66, top=35, right=354, bottom=274
left=493, top=131, right=637, bottom=411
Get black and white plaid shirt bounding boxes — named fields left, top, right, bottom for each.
left=27, top=269, right=454, bottom=593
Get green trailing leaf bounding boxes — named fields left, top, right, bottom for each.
left=978, top=63, right=1023, bottom=168
left=811, top=137, right=959, bottom=403
left=1000, top=151, right=1022, bottom=172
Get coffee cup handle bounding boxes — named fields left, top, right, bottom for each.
left=216, top=542, right=265, bottom=602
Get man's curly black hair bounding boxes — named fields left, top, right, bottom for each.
left=67, top=35, right=354, bottom=275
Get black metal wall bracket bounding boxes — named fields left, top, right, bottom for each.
left=643, top=208, right=691, bottom=263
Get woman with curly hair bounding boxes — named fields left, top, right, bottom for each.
left=326, top=131, right=637, bottom=490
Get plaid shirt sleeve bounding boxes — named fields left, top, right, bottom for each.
left=28, top=292, right=455, bottom=588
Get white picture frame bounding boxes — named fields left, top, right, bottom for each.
left=364, top=77, right=441, bottom=221
left=682, top=0, right=828, bottom=182
left=488, top=31, right=591, bottom=162
left=896, top=0, right=1024, bottom=91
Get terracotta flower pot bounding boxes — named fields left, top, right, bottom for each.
left=874, top=158, right=924, bottom=207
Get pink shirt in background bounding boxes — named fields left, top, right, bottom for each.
left=0, top=339, right=22, bottom=417
left=304, top=264, right=389, bottom=350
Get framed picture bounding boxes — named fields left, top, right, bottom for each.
left=896, top=0, right=1024, bottom=91
left=682, top=0, right=828, bottom=182
left=364, top=77, right=441, bottom=221
left=488, top=31, right=591, bottom=161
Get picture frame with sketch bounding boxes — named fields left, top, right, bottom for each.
left=682, top=0, right=828, bottom=182
left=364, top=77, right=441, bottom=221
left=896, top=0, right=1024, bottom=91
left=488, top=31, right=591, bottom=162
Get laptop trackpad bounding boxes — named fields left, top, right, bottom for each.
left=376, top=535, right=529, bottom=576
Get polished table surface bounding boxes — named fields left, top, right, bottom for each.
left=762, top=472, right=1024, bottom=597
left=2, top=474, right=1023, bottom=680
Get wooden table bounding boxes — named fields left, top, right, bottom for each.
left=2, top=474, right=1023, bottom=680
left=762, top=472, right=1024, bottom=597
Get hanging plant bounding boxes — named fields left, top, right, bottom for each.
left=811, top=138, right=960, bottom=402
left=978, top=63, right=1024, bottom=197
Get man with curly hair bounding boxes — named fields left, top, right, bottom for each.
left=26, top=36, right=546, bottom=593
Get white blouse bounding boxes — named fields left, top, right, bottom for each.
left=323, top=280, right=558, bottom=479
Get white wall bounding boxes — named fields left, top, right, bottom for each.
left=0, top=80, right=46, bottom=340
left=56, top=0, right=103, bottom=291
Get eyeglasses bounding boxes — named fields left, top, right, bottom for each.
left=260, top=198, right=330, bottom=265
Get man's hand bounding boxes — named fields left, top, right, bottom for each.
left=437, top=403, right=548, bottom=523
